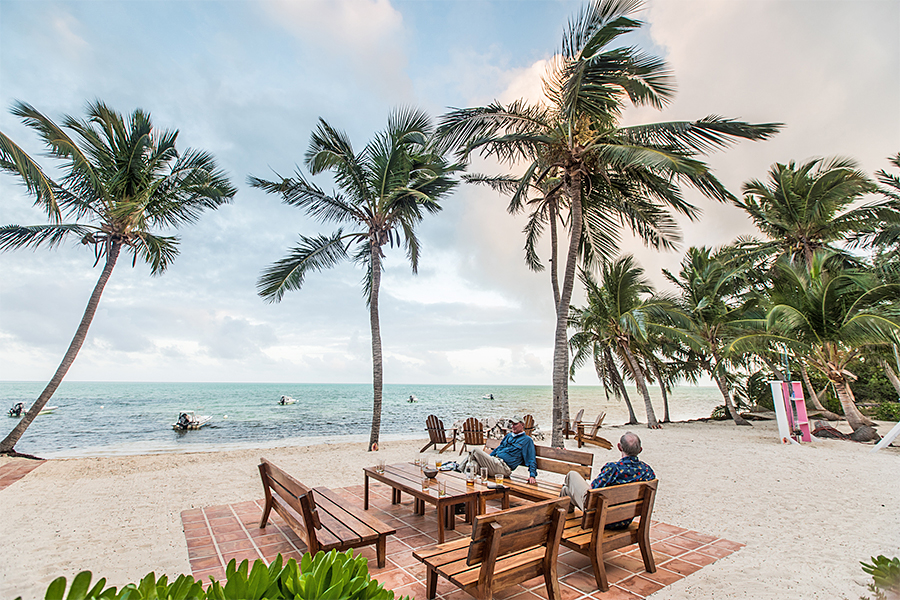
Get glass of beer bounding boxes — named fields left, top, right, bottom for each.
left=494, top=473, right=504, bottom=485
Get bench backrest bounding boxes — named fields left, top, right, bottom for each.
left=582, top=479, right=658, bottom=532
left=466, top=497, right=569, bottom=566
left=462, top=417, right=484, bottom=445
left=485, top=438, right=593, bottom=479
left=425, top=414, right=448, bottom=444
left=259, top=458, right=322, bottom=551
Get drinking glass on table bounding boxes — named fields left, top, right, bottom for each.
left=494, top=473, right=504, bottom=485
left=422, top=477, right=429, bottom=491
left=480, top=467, right=488, bottom=484
left=435, top=458, right=443, bottom=469
left=438, top=481, right=447, bottom=496
left=376, top=460, right=385, bottom=474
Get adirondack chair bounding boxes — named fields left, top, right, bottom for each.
left=576, top=412, right=612, bottom=449
left=459, top=417, right=485, bottom=455
left=563, top=409, right=584, bottom=439
left=523, top=414, right=535, bottom=437
left=421, top=415, right=457, bottom=453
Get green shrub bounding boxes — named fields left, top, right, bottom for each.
left=860, top=555, right=900, bottom=600
left=874, top=401, right=900, bottom=422
left=18, top=550, right=409, bottom=600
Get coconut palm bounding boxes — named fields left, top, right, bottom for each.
left=732, top=157, right=881, bottom=268
left=661, top=247, right=760, bottom=425
left=0, top=100, right=236, bottom=454
left=248, top=109, right=460, bottom=451
left=570, top=256, right=682, bottom=427
left=737, top=251, right=900, bottom=431
left=438, top=0, right=780, bottom=445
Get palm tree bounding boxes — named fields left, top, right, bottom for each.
left=438, top=0, right=780, bottom=446
left=0, top=100, right=236, bottom=455
left=570, top=256, right=681, bottom=428
left=733, top=157, right=880, bottom=267
left=662, top=247, right=759, bottom=426
left=738, top=251, right=900, bottom=431
left=248, top=109, right=460, bottom=451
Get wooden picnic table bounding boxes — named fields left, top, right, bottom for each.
left=363, top=462, right=509, bottom=543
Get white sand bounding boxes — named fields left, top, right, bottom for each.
left=1, top=420, right=897, bottom=600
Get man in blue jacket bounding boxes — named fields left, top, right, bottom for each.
left=466, top=416, right=537, bottom=484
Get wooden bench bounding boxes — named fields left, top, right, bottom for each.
left=258, top=458, right=395, bottom=568
left=413, top=497, right=570, bottom=600
left=484, top=439, right=594, bottom=502
left=422, top=414, right=456, bottom=453
left=561, top=479, right=658, bottom=591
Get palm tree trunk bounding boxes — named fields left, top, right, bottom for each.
left=1, top=241, right=122, bottom=455
left=649, top=361, right=670, bottom=423
left=368, top=245, right=384, bottom=451
left=548, top=202, right=570, bottom=429
left=606, top=349, right=638, bottom=424
left=621, top=344, right=660, bottom=428
left=710, top=351, right=750, bottom=426
left=799, top=362, right=840, bottom=420
left=551, top=173, right=582, bottom=447
left=831, top=379, right=872, bottom=430
left=876, top=356, right=900, bottom=397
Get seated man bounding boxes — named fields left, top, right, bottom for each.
left=463, top=416, right=537, bottom=484
left=560, top=431, right=654, bottom=528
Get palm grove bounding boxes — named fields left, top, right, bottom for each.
left=1, top=0, right=898, bottom=455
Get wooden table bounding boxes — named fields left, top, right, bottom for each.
left=363, top=462, right=509, bottom=543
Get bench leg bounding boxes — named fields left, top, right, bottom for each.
left=426, top=566, right=439, bottom=600
left=376, top=535, right=387, bottom=569
left=258, top=497, right=272, bottom=529
left=589, top=546, right=609, bottom=592
left=544, top=560, right=562, bottom=600
left=639, top=528, right=656, bottom=574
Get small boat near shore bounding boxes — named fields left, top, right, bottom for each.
left=408, top=395, right=418, bottom=403
left=8, top=403, right=58, bottom=417
left=482, top=393, right=495, bottom=400
left=173, top=411, right=211, bottom=430
left=279, top=395, right=297, bottom=405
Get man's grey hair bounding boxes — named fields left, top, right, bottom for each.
left=619, top=432, right=642, bottom=456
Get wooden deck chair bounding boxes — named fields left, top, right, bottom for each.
left=523, top=414, right=535, bottom=436
left=576, top=412, right=612, bottom=449
left=421, top=415, right=457, bottom=453
left=459, top=417, right=485, bottom=455
left=563, top=409, right=584, bottom=439
left=560, top=479, right=658, bottom=591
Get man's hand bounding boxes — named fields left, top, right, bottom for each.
left=528, top=476, right=536, bottom=484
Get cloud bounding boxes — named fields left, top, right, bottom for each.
left=261, top=0, right=410, bottom=97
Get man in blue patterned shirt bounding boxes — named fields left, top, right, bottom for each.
left=560, top=431, right=654, bottom=528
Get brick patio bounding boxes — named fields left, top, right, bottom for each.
left=0, top=458, right=44, bottom=491
left=181, top=480, right=743, bottom=599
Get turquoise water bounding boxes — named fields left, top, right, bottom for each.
left=0, top=382, right=724, bottom=458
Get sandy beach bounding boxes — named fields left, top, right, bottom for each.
left=1, top=419, right=897, bottom=600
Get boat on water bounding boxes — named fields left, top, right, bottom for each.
left=279, top=395, right=297, bottom=405
left=482, top=394, right=495, bottom=400
left=407, top=395, right=418, bottom=403
left=173, top=411, right=212, bottom=430
left=8, top=403, right=58, bottom=417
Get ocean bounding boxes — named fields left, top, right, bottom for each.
left=0, top=382, right=725, bottom=458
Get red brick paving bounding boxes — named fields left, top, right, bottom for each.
left=181, top=480, right=744, bottom=599
left=0, top=458, right=44, bottom=491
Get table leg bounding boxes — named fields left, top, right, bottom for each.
left=447, top=504, right=456, bottom=530
left=502, top=491, right=509, bottom=509
left=437, top=501, right=445, bottom=543
left=364, top=473, right=369, bottom=510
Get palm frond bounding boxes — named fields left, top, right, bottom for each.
left=257, top=231, right=351, bottom=302
left=0, top=223, right=94, bottom=251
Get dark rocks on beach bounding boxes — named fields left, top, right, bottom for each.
left=812, top=425, right=849, bottom=440
left=849, top=426, right=881, bottom=443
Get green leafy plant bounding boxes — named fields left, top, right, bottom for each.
left=19, top=551, right=409, bottom=600
left=860, top=555, right=900, bottom=600
left=874, top=401, right=900, bottom=422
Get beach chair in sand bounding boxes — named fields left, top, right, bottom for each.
left=564, top=409, right=585, bottom=439
left=421, top=415, right=457, bottom=453
left=459, top=417, right=485, bottom=455
left=576, top=412, right=612, bottom=449
left=523, top=414, right=535, bottom=436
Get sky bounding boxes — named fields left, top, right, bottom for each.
left=0, top=0, right=897, bottom=386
